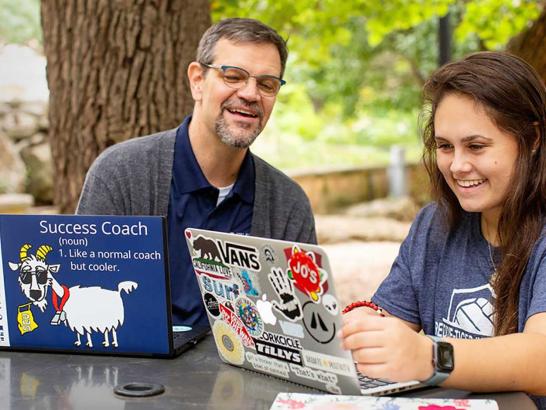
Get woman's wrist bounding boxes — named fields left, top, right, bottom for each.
left=418, top=334, right=435, bottom=382
left=342, top=300, right=385, bottom=316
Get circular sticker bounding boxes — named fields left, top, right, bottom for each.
left=302, top=301, right=337, bottom=344
left=235, top=297, right=264, bottom=338
left=204, top=293, right=220, bottom=317
left=212, top=321, right=245, bottom=365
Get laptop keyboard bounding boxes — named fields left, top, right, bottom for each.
left=357, top=372, right=395, bottom=390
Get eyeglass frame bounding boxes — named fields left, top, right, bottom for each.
left=199, top=62, right=286, bottom=96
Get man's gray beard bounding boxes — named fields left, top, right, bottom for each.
left=215, top=116, right=262, bottom=149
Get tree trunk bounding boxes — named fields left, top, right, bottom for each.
left=507, top=7, right=546, bottom=85
left=41, top=0, right=211, bottom=213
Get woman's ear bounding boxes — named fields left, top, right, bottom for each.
left=187, top=62, right=205, bottom=101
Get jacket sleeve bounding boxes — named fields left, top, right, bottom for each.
left=76, top=168, right=123, bottom=215
left=292, top=198, right=318, bottom=245
left=75, top=142, right=132, bottom=215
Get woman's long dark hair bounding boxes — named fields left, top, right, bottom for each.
left=421, top=52, right=546, bottom=335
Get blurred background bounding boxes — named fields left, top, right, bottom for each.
left=1, top=0, right=545, bottom=305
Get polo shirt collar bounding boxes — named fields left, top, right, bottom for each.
left=231, top=150, right=255, bottom=205
left=174, top=116, right=256, bottom=205
left=173, top=116, right=210, bottom=193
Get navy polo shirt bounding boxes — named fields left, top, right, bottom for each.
left=167, top=116, right=255, bottom=326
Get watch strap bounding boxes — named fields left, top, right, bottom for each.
left=423, top=335, right=452, bottom=386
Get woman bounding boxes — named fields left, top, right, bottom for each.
left=340, top=51, right=546, bottom=408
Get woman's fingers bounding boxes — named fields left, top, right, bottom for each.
left=341, top=329, right=384, bottom=350
left=352, top=346, right=387, bottom=365
left=340, top=313, right=385, bottom=338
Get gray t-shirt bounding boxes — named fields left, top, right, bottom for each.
left=373, top=203, right=546, bottom=408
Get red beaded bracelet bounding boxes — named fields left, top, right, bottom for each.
left=342, top=300, right=385, bottom=316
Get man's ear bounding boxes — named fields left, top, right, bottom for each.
left=188, top=62, right=205, bottom=101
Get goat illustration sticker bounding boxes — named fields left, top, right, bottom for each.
left=9, top=243, right=138, bottom=348
left=0, top=214, right=170, bottom=354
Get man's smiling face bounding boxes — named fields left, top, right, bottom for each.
left=195, top=38, right=282, bottom=149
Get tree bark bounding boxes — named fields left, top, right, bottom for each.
left=41, top=0, right=211, bottom=213
left=507, top=7, right=546, bottom=85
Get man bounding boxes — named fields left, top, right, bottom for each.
left=76, top=18, right=316, bottom=326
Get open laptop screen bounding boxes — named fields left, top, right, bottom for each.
left=0, top=214, right=171, bottom=356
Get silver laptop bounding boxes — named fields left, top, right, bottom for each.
left=185, top=228, right=427, bottom=395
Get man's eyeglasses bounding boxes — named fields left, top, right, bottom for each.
left=200, top=63, right=286, bottom=97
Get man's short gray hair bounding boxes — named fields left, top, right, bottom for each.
left=196, top=18, right=288, bottom=78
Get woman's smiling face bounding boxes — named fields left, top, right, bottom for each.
left=434, top=93, right=519, bottom=223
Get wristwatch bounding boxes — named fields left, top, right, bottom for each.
left=423, top=335, right=454, bottom=386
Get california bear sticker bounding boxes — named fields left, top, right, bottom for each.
left=188, top=233, right=262, bottom=280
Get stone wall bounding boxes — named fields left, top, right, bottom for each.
left=290, top=162, right=430, bottom=214
left=0, top=100, right=53, bottom=204
left=0, top=45, right=51, bottom=211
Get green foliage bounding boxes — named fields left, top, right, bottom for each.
left=212, top=0, right=543, bottom=170
left=0, top=0, right=41, bottom=47
left=456, top=0, right=541, bottom=49
left=213, top=0, right=542, bottom=117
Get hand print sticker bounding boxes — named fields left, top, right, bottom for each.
left=268, top=267, right=302, bottom=322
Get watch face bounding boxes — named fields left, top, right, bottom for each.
left=437, top=341, right=454, bottom=372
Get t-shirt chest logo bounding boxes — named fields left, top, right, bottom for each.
left=435, top=283, right=495, bottom=339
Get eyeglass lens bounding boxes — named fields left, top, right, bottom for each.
left=221, top=67, right=280, bottom=96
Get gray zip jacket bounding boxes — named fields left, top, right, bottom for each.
left=76, top=128, right=317, bottom=244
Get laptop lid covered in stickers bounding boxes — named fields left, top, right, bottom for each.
left=0, top=214, right=180, bottom=357
left=185, top=227, right=364, bottom=395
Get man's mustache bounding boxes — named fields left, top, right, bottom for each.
left=221, top=99, right=263, bottom=119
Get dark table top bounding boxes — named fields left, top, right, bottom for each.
left=0, top=335, right=536, bottom=410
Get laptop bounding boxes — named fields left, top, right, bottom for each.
left=0, top=214, right=208, bottom=358
left=185, top=228, right=429, bottom=395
